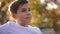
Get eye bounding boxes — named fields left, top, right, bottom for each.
left=21, top=8, right=31, bottom=12
left=21, top=8, right=26, bottom=12
left=28, top=8, right=30, bottom=11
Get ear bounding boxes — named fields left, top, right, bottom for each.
left=10, top=13, right=16, bottom=19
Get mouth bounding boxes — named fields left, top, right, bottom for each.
left=26, top=17, right=30, bottom=19
left=25, top=17, right=31, bottom=19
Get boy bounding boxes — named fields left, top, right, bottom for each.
left=0, top=0, right=42, bottom=34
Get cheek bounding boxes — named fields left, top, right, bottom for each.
left=20, top=13, right=25, bottom=17
left=28, top=13, right=32, bottom=18
left=30, top=13, right=32, bottom=17
left=16, top=13, right=25, bottom=19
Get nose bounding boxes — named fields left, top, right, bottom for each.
left=26, top=12, right=31, bottom=16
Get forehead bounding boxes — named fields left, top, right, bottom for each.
left=18, top=3, right=30, bottom=9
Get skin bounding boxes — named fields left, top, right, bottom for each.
left=11, top=3, right=32, bottom=27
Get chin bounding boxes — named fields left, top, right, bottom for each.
left=25, top=21, right=30, bottom=23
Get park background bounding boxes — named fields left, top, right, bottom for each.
left=0, top=0, right=60, bottom=34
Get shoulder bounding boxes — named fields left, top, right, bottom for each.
left=28, top=25, right=41, bottom=31
left=0, top=22, right=11, bottom=34
left=0, top=21, right=11, bottom=32
left=0, top=21, right=13, bottom=30
left=0, top=24, right=8, bottom=34
left=0, top=24, right=8, bottom=30
left=28, top=25, right=42, bottom=34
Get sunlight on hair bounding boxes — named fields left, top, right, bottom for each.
left=8, top=1, right=16, bottom=21
left=0, top=2, right=1, bottom=7
left=8, top=1, right=15, bottom=12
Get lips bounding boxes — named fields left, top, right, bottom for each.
left=26, top=17, right=31, bottom=19
left=25, top=17, right=31, bottom=19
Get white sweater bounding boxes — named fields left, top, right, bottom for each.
left=0, top=21, right=42, bottom=34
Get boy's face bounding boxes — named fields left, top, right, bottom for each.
left=14, top=3, right=32, bottom=24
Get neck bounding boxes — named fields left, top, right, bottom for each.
left=16, top=20, right=28, bottom=27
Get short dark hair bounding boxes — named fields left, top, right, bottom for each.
left=9, top=0, right=28, bottom=13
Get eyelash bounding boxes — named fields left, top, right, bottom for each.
left=28, top=9, right=30, bottom=11
left=22, top=10, right=26, bottom=12
left=22, top=9, right=30, bottom=12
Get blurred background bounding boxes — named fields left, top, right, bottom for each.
left=0, top=0, right=60, bottom=34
